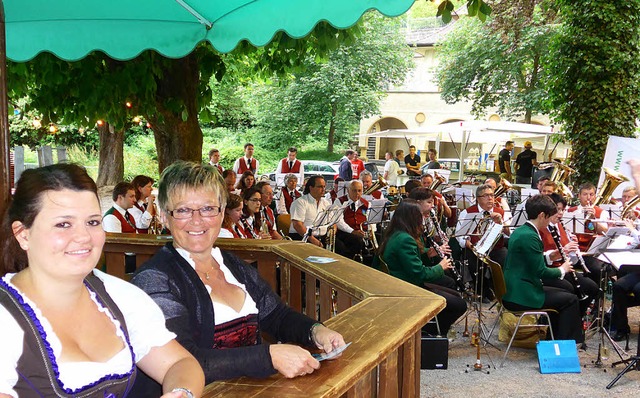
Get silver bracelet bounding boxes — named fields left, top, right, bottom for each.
left=171, top=387, right=195, bottom=398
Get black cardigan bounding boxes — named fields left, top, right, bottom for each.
left=130, top=243, right=316, bottom=396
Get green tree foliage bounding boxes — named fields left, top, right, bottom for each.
left=547, top=0, right=640, bottom=185
left=431, top=0, right=491, bottom=23
left=248, top=13, right=414, bottom=153
left=434, top=2, right=558, bottom=123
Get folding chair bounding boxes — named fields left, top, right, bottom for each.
left=485, top=259, right=556, bottom=367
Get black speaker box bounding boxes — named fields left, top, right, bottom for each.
left=531, top=165, right=554, bottom=189
left=421, top=337, right=449, bottom=370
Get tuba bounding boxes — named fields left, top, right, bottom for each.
left=545, top=161, right=577, bottom=198
left=363, top=175, right=388, bottom=195
left=593, top=167, right=629, bottom=206
left=429, top=171, right=446, bottom=191
left=493, top=178, right=512, bottom=198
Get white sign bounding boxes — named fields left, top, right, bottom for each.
left=599, top=136, right=640, bottom=198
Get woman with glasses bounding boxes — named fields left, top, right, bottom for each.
left=241, top=188, right=269, bottom=239
left=0, top=164, right=203, bottom=398
left=131, top=162, right=345, bottom=395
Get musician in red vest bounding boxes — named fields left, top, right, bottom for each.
left=129, top=175, right=156, bottom=234
left=419, top=173, right=452, bottom=218
left=103, top=182, right=137, bottom=233
left=455, top=184, right=508, bottom=301
left=232, top=142, right=259, bottom=178
left=208, top=148, right=224, bottom=174
left=539, top=193, right=598, bottom=316
left=565, top=182, right=612, bottom=283
left=334, top=180, right=368, bottom=260
left=277, top=173, right=301, bottom=215
left=360, top=170, right=382, bottom=200
left=256, top=181, right=283, bottom=240
left=275, top=147, right=304, bottom=184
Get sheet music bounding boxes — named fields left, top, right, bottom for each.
left=598, top=251, right=640, bottom=270
left=366, top=199, right=387, bottom=223
left=561, top=212, right=587, bottom=234
left=455, top=212, right=482, bottom=236
left=474, top=222, right=503, bottom=256
left=599, top=204, right=622, bottom=221
left=510, top=202, right=529, bottom=228
left=455, top=187, right=475, bottom=209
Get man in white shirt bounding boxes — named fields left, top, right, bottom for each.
left=255, top=181, right=283, bottom=240
left=383, top=151, right=400, bottom=186
left=232, top=143, right=259, bottom=178
left=208, top=148, right=223, bottom=174
left=289, top=176, right=331, bottom=247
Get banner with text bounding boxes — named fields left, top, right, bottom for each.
left=599, top=135, right=640, bottom=198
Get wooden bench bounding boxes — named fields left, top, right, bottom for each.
left=103, top=233, right=445, bottom=397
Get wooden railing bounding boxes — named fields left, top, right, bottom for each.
left=103, top=233, right=445, bottom=398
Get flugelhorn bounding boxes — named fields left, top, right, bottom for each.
left=621, top=195, right=640, bottom=219
left=429, top=171, right=446, bottom=191
left=493, top=178, right=512, bottom=198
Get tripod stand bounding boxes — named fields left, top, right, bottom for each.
left=607, top=323, right=640, bottom=389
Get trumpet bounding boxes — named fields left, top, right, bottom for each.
left=493, top=178, right=512, bottom=198
left=430, top=171, right=446, bottom=191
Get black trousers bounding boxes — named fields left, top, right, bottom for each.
left=543, top=273, right=599, bottom=316
left=503, top=286, right=583, bottom=343
left=423, top=281, right=467, bottom=335
left=611, top=272, right=640, bottom=333
left=583, top=255, right=616, bottom=286
left=461, top=247, right=507, bottom=299
left=335, top=230, right=365, bottom=260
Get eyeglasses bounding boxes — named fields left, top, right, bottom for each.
left=168, top=206, right=222, bottom=219
left=247, top=198, right=261, bottom=203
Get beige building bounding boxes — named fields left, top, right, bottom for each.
left=358, top=20, right=554, bottom=169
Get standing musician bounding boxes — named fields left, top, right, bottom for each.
left=276, top=173, right=301, bottom=215
left=374, top=199, right=466, bottom=336
left=103, top=182, right=137, bottom=234
left=255, top=181, right=283, bottom=240
left=208, top=148, right=224, bottom=173
left=566, top=182, right=611, bottom=283
left=275, top=147, right=304, bottom=184
left=455, top=184, right=508, bottom=301
left=360, top=170, right=382, bottom=199
left=420, top=173, right=452, bottom=219
left=129, top=175, right=157, bottom=234
left=233, top=143, right=259, bottom=178
left=334, top=180, right=368, bottom=260
left=540, top=193, right=599, bottom=316
left=502, top=195, right=584, bottom=343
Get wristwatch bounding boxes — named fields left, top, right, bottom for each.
left=171, top=387, right=194, bottom=398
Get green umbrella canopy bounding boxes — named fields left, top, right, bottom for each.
left=6, top=0, right=415, bottom=61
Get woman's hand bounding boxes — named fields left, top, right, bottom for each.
left=439, top=243, right=451, bottom=256
left=563, top=241, right=579, bottom=254
left=439, top=257, right=452, bottom=271
left=270, top=344, right=320, bottom=378
left=560, top=260, right=574, bottom=276
left=312, top=325, right=346, bottom=355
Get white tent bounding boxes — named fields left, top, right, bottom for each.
left=368, top=121, right=563, bottom=181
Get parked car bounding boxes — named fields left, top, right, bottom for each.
left=331, top=161, right=380, bottom=180
left=268, top=160, right=339, bottom=188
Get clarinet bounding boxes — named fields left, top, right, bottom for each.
left=241, top=216, right=261, bottom=239
left=427, top=212, right=465, bottom=291
left=548, top=225, right=589, bottom=301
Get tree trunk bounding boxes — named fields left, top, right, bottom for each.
left=147, top=53, right=203, bottom=173
left=96, top=123, right=124, bottom=187
left=327, top=103, right=337, bottom=153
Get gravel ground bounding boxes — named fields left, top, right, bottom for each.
left=421, top=304, right=640, bottom=397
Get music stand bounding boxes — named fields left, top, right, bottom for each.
left=606, top=256, right=640, bottom=389
left=301, top=202, right=348, bottom=243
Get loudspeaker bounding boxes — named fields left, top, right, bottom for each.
left=531, top=166, right=553, bottom=189
left=421, top=337, right=449, bottom=370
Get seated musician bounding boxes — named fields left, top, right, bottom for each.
left=540, top=180, right=557, bottom=196
left=536, top=176, right=550, bottom=193
left=610, top=219, right=640, bottom=341
left=619, top=186, right=639, bottom=219
left=374, top=199, right=466, bottom=336
left=236, top=171, right=256, bottom=196
left=540, top=193, right=599, bottom=316
left=221, top=193, right=248, bottom=238
left=326, top=177, right=344, bottom=203
left=276, top=173, right=301, bottom=215
left=334, top=180, right=368, bottom=260
left=455, top=184, right=508, bottom=301
left=360, top=170, right=382, bottom=199
left=240, top=188, right=270, bottom=239
left=566, top=182, right=612, bottom=283
left=502, top=194, right=584, bottom=343
left=420, top=173, right=452, bottom=219
left=408, top=188, right=460, bottom=291
left=132, top=161, right=345, bottom=393
left=290, top=176, right=332, bottom=247
left=484, top=176, right=511, bottom=214
left=255, top=182, right=283, bottom=240
left=222, top=169, right=240, bottom=195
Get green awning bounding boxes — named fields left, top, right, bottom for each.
left=6, top=0, right=415, bottom=61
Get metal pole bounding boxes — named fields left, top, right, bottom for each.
left=0, top=1, right=10, bottom=206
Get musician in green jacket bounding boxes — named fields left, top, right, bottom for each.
left=502, top=195, right=583, bottom=343
left=375, top=199, right=466, bottom=336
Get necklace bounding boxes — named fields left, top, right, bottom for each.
left=198, top=262, right=216, bottom=281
